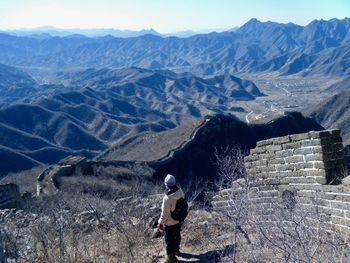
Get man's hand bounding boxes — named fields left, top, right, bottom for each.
left=157, top=224, right=163, bottom=230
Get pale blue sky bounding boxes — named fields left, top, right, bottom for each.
left=0, top=0, right=349, bottom=33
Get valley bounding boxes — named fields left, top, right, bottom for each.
left=239, top=75, right=341, bottom=123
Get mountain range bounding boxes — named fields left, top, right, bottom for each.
left=0, top=18, right=349, bottom=79
left=1, top=26, right=229, bottom=38
left=0, top=63, right=68, bottom=107
left=6, top=27, right=162, bottom=38
left=0, top=67, right=264, bottom=176
left=0, top=63, right=36, bottom=105
left=307, top=90, right=350, bottom=145
left=0, top=17, right=349, bottom=176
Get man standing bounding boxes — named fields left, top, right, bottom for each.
left=157, top=174, right=185, bottom=263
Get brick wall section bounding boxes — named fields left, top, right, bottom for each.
left=37, top=165, right=73, bottom=195
left=246, top=129, right=347, bottom=185
left=212, top=129, right=350, bottom=238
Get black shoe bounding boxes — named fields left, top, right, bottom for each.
left=166, top=254, right=178, bottom=263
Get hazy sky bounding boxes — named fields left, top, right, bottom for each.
left=0, top=0, right=349, bottom=33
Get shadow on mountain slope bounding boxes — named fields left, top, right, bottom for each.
left=99, top=112, right=323, bottom=185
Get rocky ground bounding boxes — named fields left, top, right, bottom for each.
left=0, top=198, right=237, bottom=263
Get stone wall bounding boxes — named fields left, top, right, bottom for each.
left=246, top=129, right=347, bottom=185
left=37, top=156, right=87, bottom=196
left=212, top=129, right=350, bottom=259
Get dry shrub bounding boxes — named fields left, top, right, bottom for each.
left=1, top=177, right=164, bottom=263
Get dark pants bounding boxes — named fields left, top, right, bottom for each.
left=164, top=223, right=181, bottom=256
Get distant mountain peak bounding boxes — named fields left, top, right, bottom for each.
left=237, top=18, right=270, bottom=35
left=246, top=18, right=261, bottom=24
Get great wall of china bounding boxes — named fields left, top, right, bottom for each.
left=212, top=129, right=350, bottom=259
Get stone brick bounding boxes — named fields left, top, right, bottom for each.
left=258, top=190, right=279, bottom=198
left=272, top=171, right=294, bottom=179
left=254, top=172, right=271, bottom=179
left=257, top=185, right=277, bottom=191
left=330, top=200, right=350, bottom=210
left=321, top=185, right=343, bottom=192
left=298, top=197, right=313, bottom=205
left=334, top=193, right=350, bottom=203
left=290, top=184, right=323, bottom=191
left=263, top=153, right=275, bottom=159
left=296, top=169, right=326, bottom=177
left=263, top=178, right=281, bottom=185
left=252, top=159, right=268, bottom=167
left=272, top=136, right=291, bottom=145
left=275, top=150, right=294, bottom=158
left=285, top=155, right=304, bottom=164
left=313, top=176, right=327, bottom=185
left=269, top=158, right=285, bottom=165
left=296, top=189, right=316, bottom=198
left=305, top=153, right=323, bottom=162
left=282, top=142, right=302, bottom=150
left=250, top=147, right=266, bottom=154
left=253, top=197, right=279, bottom=204
left=257, top=139, right=274, bottom=147
left=246, top=167, right=260, bottom=175
left=275, top=164, right=296, bottom=172
left=265, top=144, right=283, bottom=152
left=244, top=154, right=260, bottom=162
left=295, top=162, right=314, bottom=170
left=290, top=133, right=311, bottom=142
left=260, top=166, right=275, bottom=173
left=294, top=146, right=322, bottom=155
left=297, top=203, right=317, bottom=212
left=300, top=139, right=321, bottom=147
left=322, top=192, right=338, bottom=200
left=290, top=174, right=325, bottom=184
left=318, top=205, right=333, bottom=215
left=280, top=176, right=318, bottom=185
left=317, top=199, right=331, bottom=207
left=252, top=180, right=268, bottom=187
